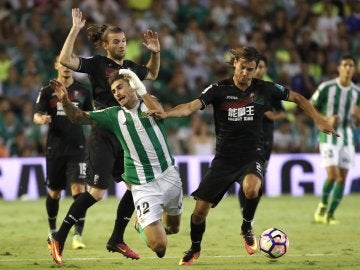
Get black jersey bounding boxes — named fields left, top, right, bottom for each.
left=77, top=55, right=148, bottom=109
left=34, top=81, right=93, bottom=157
left=199, top=78, right=289, bottom=159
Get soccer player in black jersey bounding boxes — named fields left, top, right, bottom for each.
left=237, top=55, right=286, bottom=211
left=34, top=56, right=92, bottom=249
left=47, top=8, right=160, bottom=263
left=148, top=46, right=338, bottom=265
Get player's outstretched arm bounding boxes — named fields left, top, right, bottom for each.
left=49, top=79, right=93, bottom=125
left=147, top=99, right=202, bottom=119
left=59, top=8, right=85, bottom=70
left=288, top=90, right=339, bottom=136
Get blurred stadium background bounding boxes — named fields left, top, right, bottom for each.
left=0, top=1, right=360, bottom=194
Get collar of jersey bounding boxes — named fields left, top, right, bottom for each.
left=121, top=100, right=141, bottom=114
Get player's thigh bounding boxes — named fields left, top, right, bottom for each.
left=241, top=160, right=264, bottom=193
left=112, top=146, right=125, bottom=181
left=66, top=155, right=87, bottom=184
left=192, top=157, right=239, bottom=205
left=86, top=133, right=117, bottom=189
left=132, top=182, right=163, bottom=229
left=319, top=143, right=340, bottom=167
left=339, top=144, right=355, bottom=169
left=46, top=156, right=67, bottom=190
left=160, top=167, right=183, bottom=217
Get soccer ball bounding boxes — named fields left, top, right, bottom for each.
left=258, top=228, right=289, bottom=259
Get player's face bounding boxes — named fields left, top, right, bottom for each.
left=254, top=60, right=267, bottom=79
left=233, top=58, right=257, bottom=86
left=338, top=59, right=355, bottom=81
left=104, top=32, right=126, bottom=60
left=55, top=59, right=72, bottom=79
left=111, top=79, right=137, bottom=108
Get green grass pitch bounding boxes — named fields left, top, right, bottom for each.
left=0, top=195, right=359, bottom=270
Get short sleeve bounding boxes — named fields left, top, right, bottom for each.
left=271, top=83, right=290, bottom=101
left=199, top=84, right=216, bottom=109
left=78, top=56, right=98, bottom=75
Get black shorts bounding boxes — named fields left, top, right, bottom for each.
left=191, top=155, right=264, bottom=207
left=263, top=139, right=273, bottom=162
left=46, top=155, right=86, bottom=190
left=86, top=125, right=124, bottom=189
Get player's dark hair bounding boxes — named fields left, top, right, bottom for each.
left=229, top=46, right=260, bottom=66
left=259, top=54, right=268, bottom=66
left=339, top=54, right=357, bottom=66
left=86, top=24, right=124, bottom=48
left=108, top=71, right=130, bottom=87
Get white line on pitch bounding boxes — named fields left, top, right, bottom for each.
left=0, top=253, right=346, bottom=262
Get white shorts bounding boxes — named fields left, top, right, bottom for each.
left=131, top=166, right=183, bottom=228
left=319, top=143, right=355, bottom=169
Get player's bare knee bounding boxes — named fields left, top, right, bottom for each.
left=244, top=188, right=259, bottom=199
left=156, top=247, right=166, bottom=258
left=48, top=190, right=61, bottom=199
left=88, top=187, right=106, bottom=201
left=167, top=225, right=180, bottom=234
left=192, top=212, right=206, bottom=224
left=71, top=183, right=85, bottom=195
left=149, top=239, right=167, bottom=255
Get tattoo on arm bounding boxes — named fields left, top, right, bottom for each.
left=62, top=100, right=92, bottom=124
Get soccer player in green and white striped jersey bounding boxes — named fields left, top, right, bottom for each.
left=48, top=69, right=183, bottom=263
left=312, top=55, right=360, bottom=225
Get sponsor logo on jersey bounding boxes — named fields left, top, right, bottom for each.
left=56, top=101, right=80, bottom=116
left=228, top=105, right=254, bottom=121
left=226, top=96, right=238, bottom=100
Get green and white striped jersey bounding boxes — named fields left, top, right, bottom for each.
left=311, top=78, right=360, bottom=146
left=89, top=101, right=174, bottom=185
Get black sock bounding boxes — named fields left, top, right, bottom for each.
left=56, top=191, right=96, bottom=248
left=241, top=196, right=261, bottom=233
left=108, top=189, right=134, bottom=244
left=238, top=187, right=245, bottom=213
left=73, top=193, right=86, bottom=236
left=190, top=215, right=205, bottom=251
left=46, top=193, right=59, bottom=232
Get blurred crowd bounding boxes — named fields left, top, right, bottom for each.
left=0, top=0, right=360, bottom=157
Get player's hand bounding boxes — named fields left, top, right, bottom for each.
left=41, top=115, right=52, bottom=124
left=315, top=115, right=339, bottom=137
left=142, top=29, right=160, bottom=54
left=49, top=79, right=70, bottom=103
left=72, top=8, right=86, bottom=30
left=119, top=69, right=147, bottom=96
